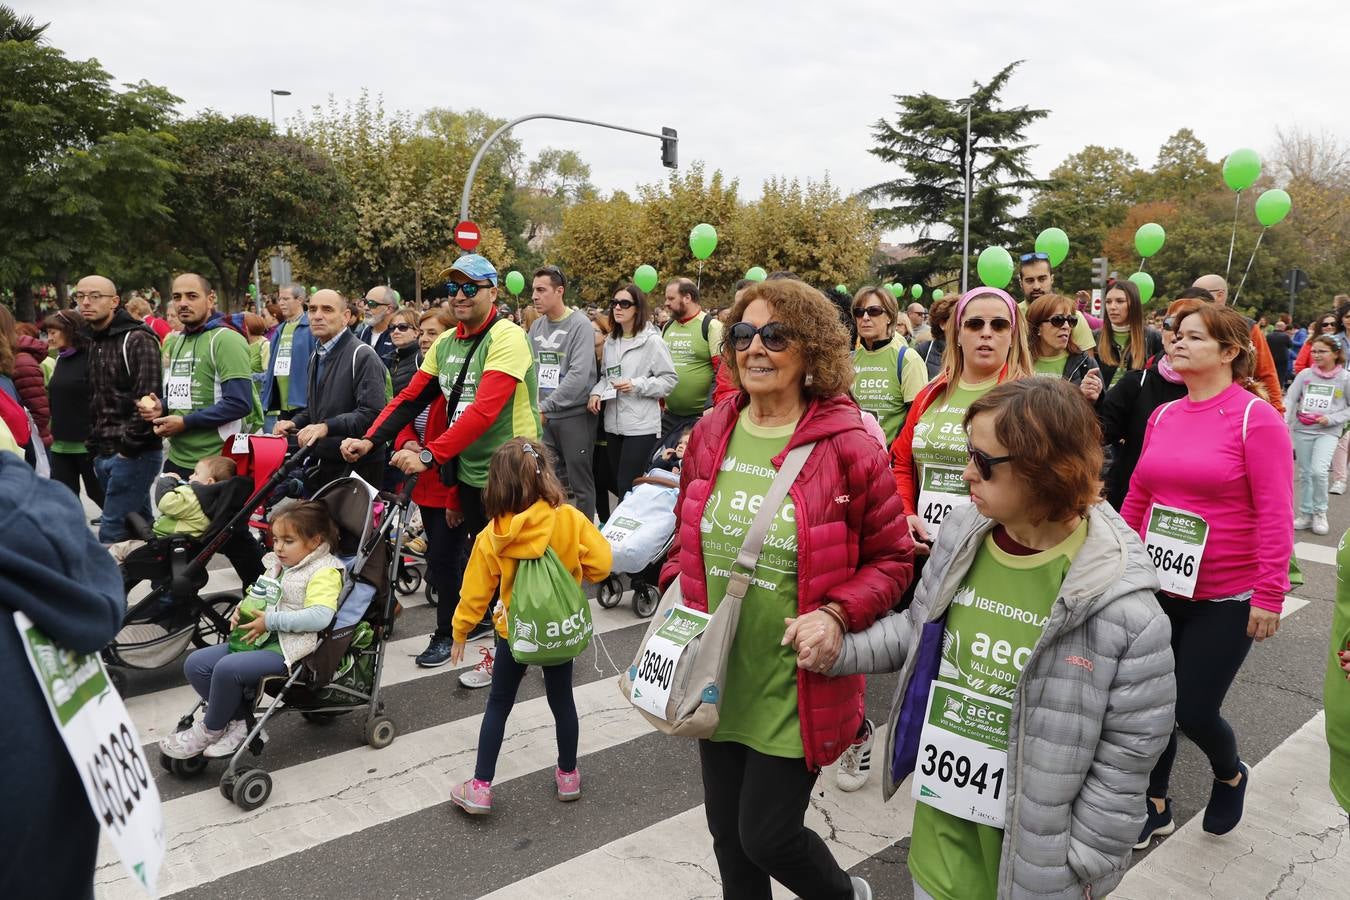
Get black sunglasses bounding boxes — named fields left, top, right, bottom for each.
left=967, top=443, right=1014, bottom=480
left=853, top=305, right=887, bottom=319
left=961, top=316, right=1013, bottom=333
left=446, top=282, right=487, bottom=299
left=1045, top=314, right=1079, bottom=328
left=390, top=323, right=415, bottom=332
left=1321, top=321, right=1338, bottom=329
left=1019, top=252, right=1050, bottom=263
left=611, top=298, right=637, bottom=310
left=728, top=321, right=792, bottom=352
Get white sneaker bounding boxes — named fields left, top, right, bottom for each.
left=159, top=720, right=223, bottom=759
left=1332, top=481, right=1347, bottom=495
left=458, top=647, right=494, bottom=689
left=1313, top=513, right=1330, bottom=535
left=835, top=718, right=874, bottom=792
left=203, top=719, right=267, bottom=758
left=1294, top=513, right=1312, bottom=531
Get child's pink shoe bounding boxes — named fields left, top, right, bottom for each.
left=555, top=767, right=581, bottom=801
left=450, top=778, right=493, bottom=815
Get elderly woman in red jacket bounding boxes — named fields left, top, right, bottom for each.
left=661, top=278, right=913, bottom=900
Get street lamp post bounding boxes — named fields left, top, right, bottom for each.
left=961, top=97, right=973, bottom=294
left=270, top=89, right=291, bottom=131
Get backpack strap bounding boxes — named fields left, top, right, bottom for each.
left=1240, top=396, right=1259, bottom=444
left=701, top=312, right=711, bottom=345
left=896, top=343, right=907, bottom=383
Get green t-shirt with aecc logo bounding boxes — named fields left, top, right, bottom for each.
left=162, top=326, right=261, bottom=469
left=663, top=313, right=724, bottom=418
left=272, top=319, right=299, bottom=412
left=909, top=519, right=1087, bottom=900
left=701, top=410, right=801, bottom=758
left=1032, top=352, right=1068, bottom=378
left=853, top=335, right=931, bottom=444
left=911, top=377, right=997, bottom=504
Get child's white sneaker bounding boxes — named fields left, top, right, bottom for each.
left=1313, top=512, right=1331, bottom=535
left=1294, top=513, right=1311, bottom=531
left=204, top=719, right=267, bottom=758
left=159, top=720, right=223, bottom=759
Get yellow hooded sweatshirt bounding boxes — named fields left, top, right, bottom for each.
left=452, top=499, right=612, bottom=645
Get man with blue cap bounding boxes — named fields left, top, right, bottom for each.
left=341, top=253, right=541, bottom=669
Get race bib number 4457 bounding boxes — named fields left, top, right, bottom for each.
left=14, top=611, right=163, bottom=896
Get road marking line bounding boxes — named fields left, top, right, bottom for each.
left=1295, top=541, right=1337, bottom=567
left=1282, top=595, right=1310, bottom=619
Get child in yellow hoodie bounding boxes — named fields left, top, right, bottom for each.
left=449, top=438, right=611, bottom=816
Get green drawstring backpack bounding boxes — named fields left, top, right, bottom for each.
left=507, top=547, right=592, bottom=665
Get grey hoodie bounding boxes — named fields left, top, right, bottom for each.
left=591, top=325, right=678, bottom=436
left=834, top=501, right=1175, bottom=900
left=529, top=308, right=597, bottom=418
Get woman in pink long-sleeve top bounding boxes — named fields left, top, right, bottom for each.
left=1122, top=303, right=1293, bottom=850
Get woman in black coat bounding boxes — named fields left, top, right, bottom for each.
left=41, top=310, right=104, bottom=508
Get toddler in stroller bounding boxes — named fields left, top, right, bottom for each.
left=109, top=455, right=238, bottom=566
left=596, top=464, right=680, bottom=618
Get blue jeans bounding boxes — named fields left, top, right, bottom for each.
left=473, top=637, right=577, bottom=782
left=184, top=643, right=289, bottom=730
left=1293, top=430, right=1338, bottom=514
left=94, top=450, right=162, bottom=543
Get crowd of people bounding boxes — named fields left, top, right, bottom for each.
left=5, top=245, right=1349, bottom=900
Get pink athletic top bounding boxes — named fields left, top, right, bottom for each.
left=1121, top=381, right=1293, bottom=613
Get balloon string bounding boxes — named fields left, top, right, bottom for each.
left=1231, top=228, right=1265, bottom=307
left=1138, top=258, right=1147, bottom=274
left=1225, top=191, right=1242, bottom=282
left=696, top=260, right=703, bottom=291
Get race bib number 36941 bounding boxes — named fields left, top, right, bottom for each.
left=14, top=611, right=163, bottom=896
left=912, top=681, right=1009, bottom=828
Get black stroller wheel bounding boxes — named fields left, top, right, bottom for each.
left=232, top=767, right=272, bottom=811
left=634, top=584, right=660, bottom=618
left=395, top=563, right=423, bottom=597
left=597, top=575, right=624, bottom=609
left=424, top=581, right=438, bottom=607
left=192, top=594, right=238, bottom=649
left=364, top=715, right=397, bottom=749
left=165, top=753, right=209, bottom=779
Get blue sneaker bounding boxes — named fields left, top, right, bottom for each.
left=1134, top=798, right=1174, bottom=850
left=415, top=635, right=454, bottom=668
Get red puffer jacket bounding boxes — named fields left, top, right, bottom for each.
left=395, top=395, right=459, bottom=511
left=14, top=334, right=51, bottom=447
left=660, top=393, right=914, bottom=770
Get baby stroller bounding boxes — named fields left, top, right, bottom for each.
left=596, top=468, right=680, bottom=618
left=104, top=441, right=314, bottom=694
left=160, top=472, right=411, bottom=812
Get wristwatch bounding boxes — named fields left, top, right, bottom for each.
left=418, top=449, right=436, bottom=468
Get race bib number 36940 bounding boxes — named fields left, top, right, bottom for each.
left=630, top=606, right=711, bottom=720
left=14, top=611, right=163, bottom=896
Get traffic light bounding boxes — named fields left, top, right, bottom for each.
left=661, top=127, right=678, bottom=169
left=1092, top=257, right=1109, bottom=288
left=1283, top=268, right=1310, bottom=294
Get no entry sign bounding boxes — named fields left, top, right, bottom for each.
left=455, top=220, right=482, bottom=251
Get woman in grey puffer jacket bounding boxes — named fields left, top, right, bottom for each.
left=796, top=379, right=1175, bottom=899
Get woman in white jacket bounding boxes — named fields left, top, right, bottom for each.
left=588, top=284, right=678, bottom=498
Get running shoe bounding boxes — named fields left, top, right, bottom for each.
left=1332, top=480, right=1347, bottom=495
left=204, top=719, right=268, bottom=758
left=405, top=534, right=427, bottom=555
left=1313, top=513, right=1330, bottom=535
left=467, top=620, right=496, bottom=642
left=1202, top=762, right=1249, bottom=835
left=835, top=718, right=874, bottom=792
left=415, top=635, right=454, bottom=668
left=851, top=875, right=873, bottom=900
left=458, top=646, right=494, bottom=689
left=450, top=778, right=493, bottom=815
left=555, top=767, right=582, bottom=801
left=159, top=720, right=224, bottom=759
left=1293, top=513, right=1311, bottom=531
left=1133, top=797, right=1175, bottom=849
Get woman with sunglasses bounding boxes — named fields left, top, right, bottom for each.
left=812, top=377, right=1174, bottom=900
left=890, top=287, right=1034, bottom=550
left=662, top=278, right=912, bottom=900
left=1123, top=304, right=1292, bottom=849
left=851, top=286, right=932, bottom=445
left=1026, top=294, right=1103, bottom=402
left=384, top=307, right=423, bottom=396
left=1097, top=299, right=1199, bottom=510
left=1095, top=279, right=1163, bottom=389
left=1293, top=306, right=1350, bottom=376
left=586, top=284, right=676, bottom=499
left=1284, top=335, right=1350, bottom=535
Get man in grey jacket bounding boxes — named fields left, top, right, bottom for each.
left=528, top=265, right=598, bottom=520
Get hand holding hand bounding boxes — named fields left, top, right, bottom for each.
left=340, top=438, right=373, bottom=462
left=906, top=515, right=932, bottom=555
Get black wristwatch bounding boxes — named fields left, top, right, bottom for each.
left=419, top=449, right=436, bottom=468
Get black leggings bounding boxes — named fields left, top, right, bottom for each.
left=473, top=636, right=577, bottom=782
left=607, top=432, right=660, bottom=499
left=431, top=482, right=487, bottom=639
left=49, top=450, right=104, bottom=509
left=1148, top=597, right=1253, bottom=798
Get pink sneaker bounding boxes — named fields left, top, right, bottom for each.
left=555, top=767, right=581, bottom=801
left=450, top=778, right=493, bottom=815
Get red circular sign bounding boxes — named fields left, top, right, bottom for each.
left=454, top=220, right=482, bottom=251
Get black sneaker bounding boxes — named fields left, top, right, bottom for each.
left=415, top=635, right=454, bottom=668
left=466, top=620, right=495, bottom=642
left=1202, top=761, right=1249, bottom=835
left=1134, top=798, right=1175, bottom=850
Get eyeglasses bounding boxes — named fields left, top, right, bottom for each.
left=852, top=305, right=887, bottom=319
left=961, top=316, right=1013, bottom=333
left=446, top=282, right=487, bottom=299
left=390, top=323, right=415, bottom=332
left=1044, top=314, right=1079, bottom=329
left=1019, top=252, right=1050, bottom=263
left=1321, top=322, right=1338, bottom=330
left=72, top=291, right=114, bottom=302
left=611, top=298, right=636, bottom=310
left=728, top=321, right=791, bottom=352
left=966, top=443, right=1014, bottom=480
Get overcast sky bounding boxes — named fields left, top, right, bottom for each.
left=42, top=0, right=1348, bottom=238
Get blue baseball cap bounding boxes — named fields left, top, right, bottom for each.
left=440, top=253, right=498, bottom=286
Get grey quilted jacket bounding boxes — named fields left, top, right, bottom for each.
left=834, top=502, right=1176, bottom=899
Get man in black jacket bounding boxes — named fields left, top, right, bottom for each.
left=275, top=290, right=387, bottom=486
left=77, top=274, right=165, bottom=543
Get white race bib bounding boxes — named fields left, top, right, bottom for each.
left=602, top=515, right=642, bottom=548
left=1143, top=503, right=1208, bottom=598
left=273, top=344, right=292, bottom=377
left=14, top=611, right=164, bottom=896
left=630, top=606, right=711, bottom=720
left=165, top=358, right=193, bottom=411
left=538, top=351, right=561, bottom=391
left=1302, top=382, right=1335, bottom=415
left=599, top=364, right=620, bottom=401
left=916, top=464, right=971, bottom=540
left=911, top=680, right=1010, bottom=828
left=231, top=432, right=251, bottom=454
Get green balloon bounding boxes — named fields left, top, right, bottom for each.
left=1128, top=271, right=1155, bottom=304
left=910, top=284, right=923, bottom=299
left=835, top=284, right=849, bottom=294
left=932, top=289, right=945, bottom=301
left=1135, top=222, right=1166, bottom=258
left=248, top=283, right=258, bottom=298
left=890, top=283, right=904, bottom=298
left=633, top=264, right=658, bottom=293
left=745, top=266, right=767, bottom=283
left=1034, top=227, right=1070, bottom=267
left=504, top=270, right=525, bottom=296
left=1223, top=148, right=1262, bottom=192
left=689, top=223, right=718, bottom=261
left=1255, top=189, right=1293, bottom=227
left=976, top=246, right=1015, bottom=289
left=309, top=285, right=317, bottom=295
